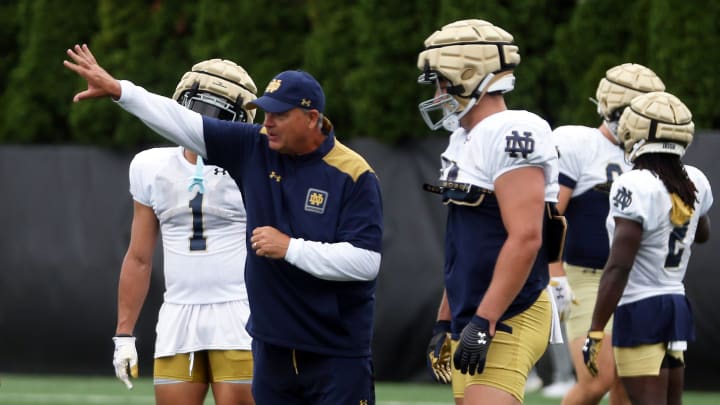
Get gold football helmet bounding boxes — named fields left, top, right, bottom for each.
left=594, top=63, right=665, bottom=143
left=173, top=59, right=257, bottom=122
left=619, top=91, right=694, bottom=162
left=417, top=19, right=520, bottom=131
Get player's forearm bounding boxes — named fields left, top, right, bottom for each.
left=115, top=257, right=152, bottom=335
left=285, top=239, right=380, bottom=281
left=589, top=264, right=628, bottom=331
left=477, top=235, right=540, bottom=321
left=437, top=290, right=452, bottom=321
left=695, top=215, right=710, bottom=244
left=589, top=217, right=641, bottom=331
left=115, top=80, right=207, bottom=157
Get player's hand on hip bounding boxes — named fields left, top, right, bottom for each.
left=112, top=336, right=138, bottom=389
left=582, top=331, right=604, bottom=377
left=426, top=320, right=452, bottom=384
left=453, top=315, right=512, bottom=375
left=550, top=276, right=577, bottom=321
left=63, top=44, right=122, bottom=101
left=251, top=226, right=290, bottom=259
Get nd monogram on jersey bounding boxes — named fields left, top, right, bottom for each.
left=128, top=146, right=248, bottom=305
left=439, top=110, right=559, bottom=202
left=607, top=165, right=713, bottom=306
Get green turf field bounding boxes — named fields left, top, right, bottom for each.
left=0, top=374, right=718, bottom=404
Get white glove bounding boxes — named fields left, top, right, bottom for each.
left=112, top=336, right=138, bottom=389
left=549, top=276, right=576, bottom=321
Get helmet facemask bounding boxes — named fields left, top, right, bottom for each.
left=172, top=58, right=258, bottom=123
left=599, top=105, right=624, bottom=145
left=417, top=69, right=474, bottom=132
left=179, top=84, right=247, bottom=122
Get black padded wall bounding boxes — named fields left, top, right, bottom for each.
left=1, top=134, right=718, bottom=388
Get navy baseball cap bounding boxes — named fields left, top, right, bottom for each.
left=247, top=70, right=325, bottom=113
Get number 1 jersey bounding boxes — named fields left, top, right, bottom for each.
left=129, top=146, right=248, bottom=305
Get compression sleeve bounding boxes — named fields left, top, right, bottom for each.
left=285, top=239, right=381, bottom=281
left=115, top=80, right=207, bottom=157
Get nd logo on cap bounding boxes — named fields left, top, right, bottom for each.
left=247, top=70, right=326, bottom=114
left=265, top=79, right=282, bottom=93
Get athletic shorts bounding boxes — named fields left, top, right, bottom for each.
left=154, top=349, right=253, bottom=384
left=565, top=263, right=613, bottom=341
left=451, top=289, right=551, bottom=403
left=614, top=344, right=684, bottom=377
left=252, top=340, right=375, bottom=405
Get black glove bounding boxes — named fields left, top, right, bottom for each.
left=426, top=320, right=452, bottom=383
left=453, top=315, right=512, bottom=375
left=582, top=331, right=604, bottom=377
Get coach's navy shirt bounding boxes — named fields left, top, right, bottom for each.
left=203, top=118, right=383, bottom=357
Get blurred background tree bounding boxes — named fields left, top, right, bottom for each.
left=0, top=0, right=717, bottom=149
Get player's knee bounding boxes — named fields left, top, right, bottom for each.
left=576, top=373, right=613, bottom=399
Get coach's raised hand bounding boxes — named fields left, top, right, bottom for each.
left=63, top=44, right=122, bottom=102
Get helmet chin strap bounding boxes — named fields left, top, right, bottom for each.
left=626, top=139, right=644, bottom=163
left=603, top=119, right=621, bottom=145
left=443, top=71, right=513, bottom=132
left=591, top=98, right=623, bottom=148
left=442, top=96, right=477, bottom=131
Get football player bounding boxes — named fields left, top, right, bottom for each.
left=553, top=63, right=665, bottom=405
left=112, top=59, right=257, bottom=405
left=418, top=19, right=564, bottom=404
left=584, top=91, right=712, bottom=404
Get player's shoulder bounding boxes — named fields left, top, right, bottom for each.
left=616, top=168, right=656, bottom=185
left=491, top=109, right=552, bottom=133
left=614, top=169, right=666, bottom=201
left=610, top=170, right=667, bottom=218
left=684, top=165, right=708, bottom=184
left=552, top=125, right=599, bottom=140
left=476, top=110, right=557, bottom=167
left=132, top=146, right=178, bottom=163
left=684, top=164, right=712, bottom=195
left=552, top=125, right=601, bottom=162
left=476, top=110, right=551, bottom=147
left=131, top=146, right=179, bottom=170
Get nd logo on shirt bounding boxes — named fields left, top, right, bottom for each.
left=505, top=130, right=535, bottom=158
left=305, top=188, right=328, bottom=214
left=613, top=186, right=633, bottom=210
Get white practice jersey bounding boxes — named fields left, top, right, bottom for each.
left=607, top=165, right=713, bottom=306
left=553, top=125, right=632, bottom=196
left=553, top=125, right=634, bottom=268
left=129, top=146, right=251, bottom=355
left=439, top=110, right=559, bottom=202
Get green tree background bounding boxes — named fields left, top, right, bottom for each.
left=0, top=0, right=717, bottom=150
